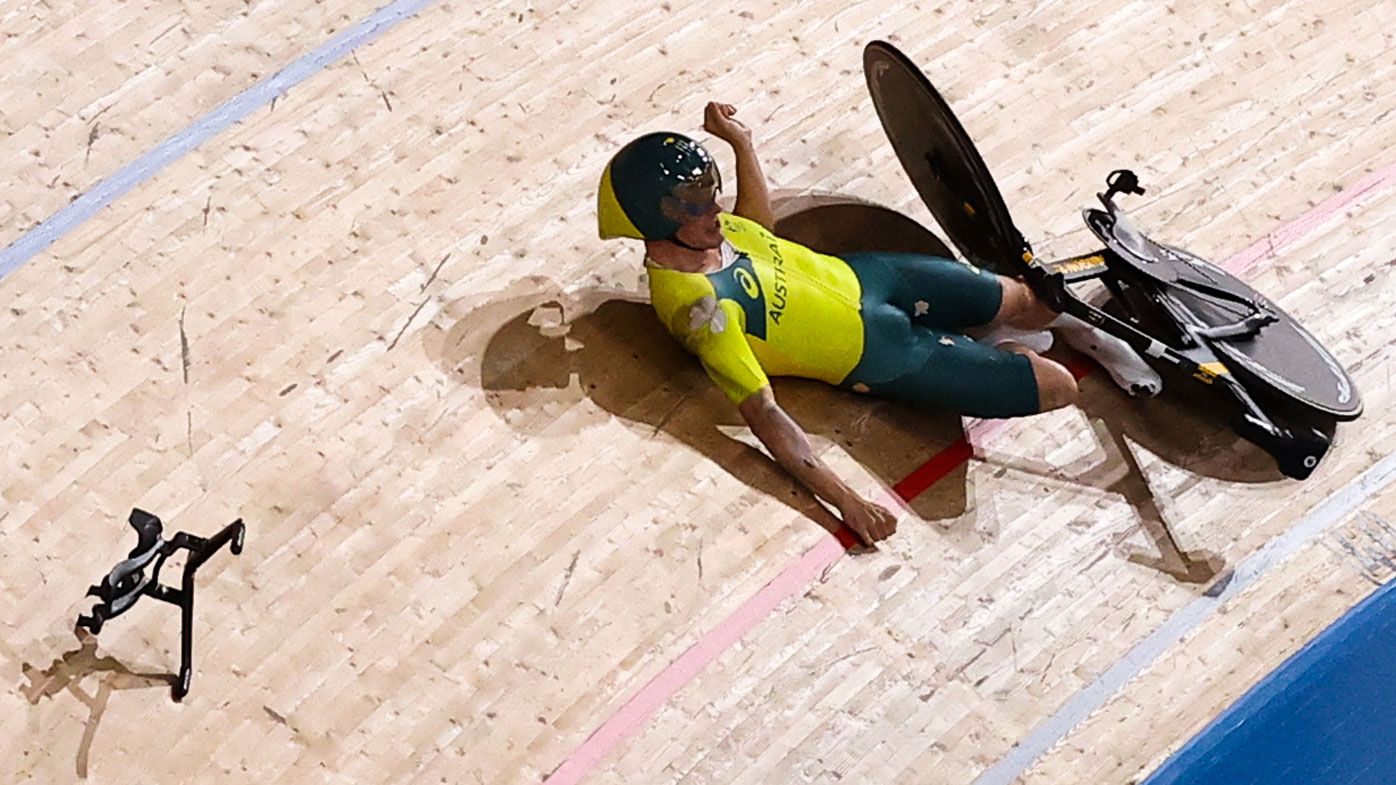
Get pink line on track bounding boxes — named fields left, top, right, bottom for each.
left=544, top=160, right=1396, bottom=784
left=544, top=537, right=847, bottom=785
left=1226, top=161, right=1396, bottom=277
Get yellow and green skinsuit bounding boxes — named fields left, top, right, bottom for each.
left=645, top=213, right=1040, bottom=417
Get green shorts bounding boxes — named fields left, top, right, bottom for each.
left=840, top=252, right=1040, bottom=418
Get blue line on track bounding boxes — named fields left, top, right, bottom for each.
left=0, top=0, right=435, bottom=281
left=971, top=450, right=1396, bottom=785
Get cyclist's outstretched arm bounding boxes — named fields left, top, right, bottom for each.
left=737, top=385, right=898, bottom=546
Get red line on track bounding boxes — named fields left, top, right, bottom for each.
left=544, top=162, right=1396, bottom=784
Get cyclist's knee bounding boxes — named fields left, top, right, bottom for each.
left=1025, top=351, right=1078, bottom=411
left=994, top=276, right=1057, bottom=331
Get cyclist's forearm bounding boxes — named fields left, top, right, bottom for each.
left=745, top=398, right=857, bottom=510
left=729, top=138, right=775, bottom=230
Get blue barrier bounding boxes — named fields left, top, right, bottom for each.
left=1144, top=576, right=1396, bottom=785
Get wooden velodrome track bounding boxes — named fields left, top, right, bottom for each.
left=2, top=1, right=1394, bottom=782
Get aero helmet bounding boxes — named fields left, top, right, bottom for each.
left=597, top=132, right=722, bottom=240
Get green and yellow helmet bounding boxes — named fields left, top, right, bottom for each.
left=597, top=132, right=722, bottom=240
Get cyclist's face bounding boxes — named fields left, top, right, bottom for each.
left=664, top=168, right=723, bottom=248
left=673, top=198, right=723, bottom=249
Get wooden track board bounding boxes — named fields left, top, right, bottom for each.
left=1, top=1, right=1393, bottom=783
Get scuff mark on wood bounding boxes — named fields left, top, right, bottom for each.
left=85, top=123, right=99, bottom=165
left=422, top=252, right=450, bottom=292
left=179, top=305, right=190, bottom=384
left=352, top=51, right=393, bottom=112
left=419, top=405, right=451, bottom=440
left=650, top=391, right=690, bottom=435
left=387, top=297, right=430, bottom=351
left=554, top=550, right=580, bottom=607
left=825, top=646, right=875, bottom=669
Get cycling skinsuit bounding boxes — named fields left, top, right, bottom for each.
left=645, top=212, right=1040, bottom=417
